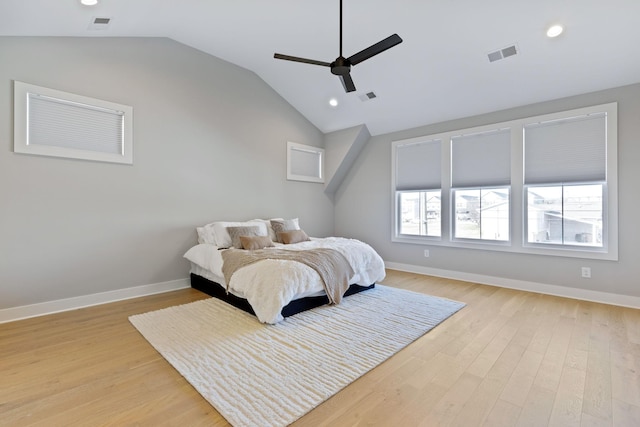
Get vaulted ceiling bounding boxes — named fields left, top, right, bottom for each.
left=2, top=0, right=640, bottom=136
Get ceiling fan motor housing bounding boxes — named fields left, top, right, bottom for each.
left=331, top=57, right=351, bottom=75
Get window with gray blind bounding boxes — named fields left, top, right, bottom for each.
left=13, top=81, right=133, bottom=164
left=451, top=129, right=511, bottom=242
left=391, top=102, right=617, bottom=260
left=523, top=112, right=608, bottom=248
left=394, top=138, right=442, bottom=238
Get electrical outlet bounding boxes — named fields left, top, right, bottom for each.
left=581, top=267, right=591, bottom=278
left=424, top=249, right=430, bottom=258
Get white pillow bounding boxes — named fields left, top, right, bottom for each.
left=196, top=224, right=217, bottom=245
left=212, top=221, right=268, bottom=248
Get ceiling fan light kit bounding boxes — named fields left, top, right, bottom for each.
left=274, top=0, right=402, bottom=93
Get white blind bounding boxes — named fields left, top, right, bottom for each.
left=524, top=113, right=606, bottom=184
left=395, top=139, right=441, bottom=191
left=28, top=93, right=124, bottom=155
left=290, top=146, right=322, bottom=178
left=451, top=129, right=511, bottom=187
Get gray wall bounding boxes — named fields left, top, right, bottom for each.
left=2, top=36, right=638, bottom=311
left=0, top=37, right=332, bottom=309
left=334, top=83, right=640, bottom=298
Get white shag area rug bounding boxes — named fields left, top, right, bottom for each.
left=129, top=285, right=465, bottom=427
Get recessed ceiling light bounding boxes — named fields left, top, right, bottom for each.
left=329, top=98, right=338, bottom=107
left=81, top=0, right=99, bottom=6
left=546, top=24, right=564, bottom=38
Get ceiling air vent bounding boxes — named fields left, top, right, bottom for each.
left=488, top=44, right=518, bottom=62
left=88, top=17, right=112, bottom=30
left=359, top=91, right=377, bottom=102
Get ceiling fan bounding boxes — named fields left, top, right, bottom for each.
left=274, top=0, right=402, bottom=93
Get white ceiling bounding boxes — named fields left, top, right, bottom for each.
left=2, top=0, right=640, bottom=136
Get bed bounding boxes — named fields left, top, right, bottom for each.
left=183, top=218, right=386, bottom=324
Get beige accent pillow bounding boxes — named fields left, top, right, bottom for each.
left=278, top=229, right=310, bottom=244
left=226, top=226, right=263, bottom=249
left=239, top=235, right=275, bottom=250
left=270, top=218, right=300, bottom=243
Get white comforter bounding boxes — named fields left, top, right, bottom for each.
left=183, top=237, right=386, bottom=323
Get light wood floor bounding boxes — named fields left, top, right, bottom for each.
left=1, top=270, right=639, bottom=426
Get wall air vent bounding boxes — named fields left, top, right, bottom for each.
left=488, top=44, right=519, bottom=62
left=88, top=17, right=112, bottom=30
left=359, top=91, right=377, bottom=102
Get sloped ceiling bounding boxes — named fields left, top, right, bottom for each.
left=2, top=0, right=640, bottom=136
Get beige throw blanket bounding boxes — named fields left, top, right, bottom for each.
left=221, top=248, right=355, bottom=305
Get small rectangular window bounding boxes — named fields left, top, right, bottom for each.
left=13, top=81, right=133, bottom=164
left=287, top=141, right=324, bottom=183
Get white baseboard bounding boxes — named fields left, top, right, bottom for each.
left=385, top=261, right=640, bottom=309
left=0, top=278, right=191, bottom=324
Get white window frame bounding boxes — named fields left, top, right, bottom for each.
left=449, top=127, right=512, bottom=245
left=392, top=136, right=444, bottom=243
left=13, top=81, right=133, bottom=164
left=391, top=102, right=618, bottom=261
left=286, top=141, right=324, bottom=183
left=520, top=105, right=616, bottom=259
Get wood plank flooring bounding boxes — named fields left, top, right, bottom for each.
left=1, top=270, right=639, bottom=426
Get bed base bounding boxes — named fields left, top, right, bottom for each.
left=190, top=273, right=375, bottom=318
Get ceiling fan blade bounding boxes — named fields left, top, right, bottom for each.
left=274, top=53, right=331, bottom=67
left=347, top=33, right=403, bottom=66
left=339, top=73, right=356, bottom=93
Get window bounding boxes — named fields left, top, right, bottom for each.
left=391, top=102, right=617, bottom=260
left=451, top=129, right=511, bottom=242
left=13, top=80, right=133, bottom=164
left=287, top=141, right=324, bottom=183
left=393, top=138, right=442, bottom=239
left=524, top=112, right=608, bottom=249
